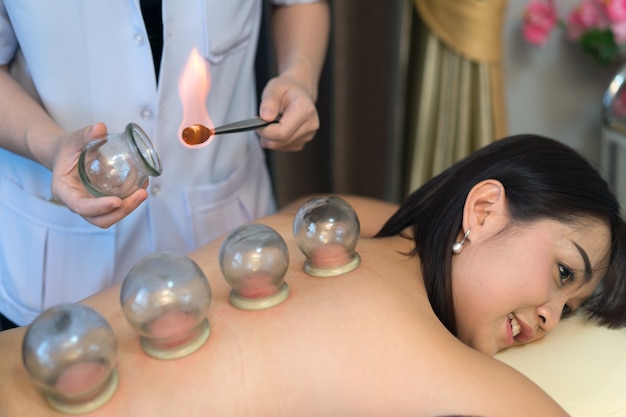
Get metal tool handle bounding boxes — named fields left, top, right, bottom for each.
left=213, top=117, right=278, bottom=135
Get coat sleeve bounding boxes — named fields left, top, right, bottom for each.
left=0, top=1, right=17, bottom=65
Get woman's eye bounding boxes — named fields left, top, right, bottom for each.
left=558, top=264, right=574, bottom=285
left=561, top=304, right=574, bottom=319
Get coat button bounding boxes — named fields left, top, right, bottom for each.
left=141, top=108, right=153, bottom=121
left=133, top=33, right=145, bottom=46
left=151, top=183, right=161, bottom=196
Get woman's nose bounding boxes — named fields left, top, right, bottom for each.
left=536, top=301, right=564, bottom=333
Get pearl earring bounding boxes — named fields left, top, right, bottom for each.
left=452, top=229, right=471, bottom=254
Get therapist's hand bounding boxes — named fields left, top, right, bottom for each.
left=49, top=123, right=148, bottom=229
left=256, top=74, right=320, bottom=152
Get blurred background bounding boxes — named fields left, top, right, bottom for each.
left=260, top=0, right=619, bottom=207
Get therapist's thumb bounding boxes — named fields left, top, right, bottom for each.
left=259, top=82, right=283, bottom=122
left=259, top=100, right=281, bottom=123
left=83, top=122, right=108, bottom=143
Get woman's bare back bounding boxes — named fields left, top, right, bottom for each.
left=0, top=213, right=568, bottom=417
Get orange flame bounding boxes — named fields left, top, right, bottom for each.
left=178, top=48, right=213, bottom=148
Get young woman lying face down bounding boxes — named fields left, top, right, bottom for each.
left=375, top=134, right=625, bottom=355
left=0, top=135, right=624, bottom=417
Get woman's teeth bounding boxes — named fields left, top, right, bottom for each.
left=508, top=313, right=521, bottom=337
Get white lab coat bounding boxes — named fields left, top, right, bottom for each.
left=0, top=0, right=310, bottom=325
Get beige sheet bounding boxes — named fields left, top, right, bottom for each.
left=496, top=313, right=626, bottom=417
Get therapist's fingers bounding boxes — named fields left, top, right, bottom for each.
left=79, top=189, right=149, bottom=229
left=56, top=181, right=148, bottom=228
left=259, top=93, right=282, bottom=123
left=50, top=123, right=149, bottom=228
left=257, top=76, right=319, bottom=152
left=260, top=104, right=318, bottom=152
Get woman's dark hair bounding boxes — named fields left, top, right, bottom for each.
left=375, top=134, right=626, bottom=335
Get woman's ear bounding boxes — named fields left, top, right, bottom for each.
left=461, top=179, right=508, bottom=241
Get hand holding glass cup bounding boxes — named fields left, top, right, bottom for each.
left=78, top=123, right=162, bottom=198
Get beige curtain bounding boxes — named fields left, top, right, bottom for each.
left=405, top=0, right=508, bottom=193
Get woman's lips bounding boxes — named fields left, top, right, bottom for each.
left=508, top=313, right=536, bottom=345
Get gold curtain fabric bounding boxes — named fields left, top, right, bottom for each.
left=405, top=0, right=508, bottom=193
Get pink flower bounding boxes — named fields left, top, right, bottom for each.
left=565, top=0, right=609, bottom=40
left=603, top=0, right=626, bottom=22
left=611, top=20, right=626, bottom=43
left=522, top=0, right=626, bottom=65
left=566, top=8, right=589, bottom=40
left=577, top=0, right=607, bottom=27
left=601, top=0, right=626, bottom=42
left=523, top=0, right=558, bottom=45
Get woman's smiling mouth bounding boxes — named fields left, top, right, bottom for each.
left=508, top=313, right=521, bottom=337
left=506, top=313, right=537, bottom=347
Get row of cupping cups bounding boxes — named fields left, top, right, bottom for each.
left=21, top=195, right=361, bottom=414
